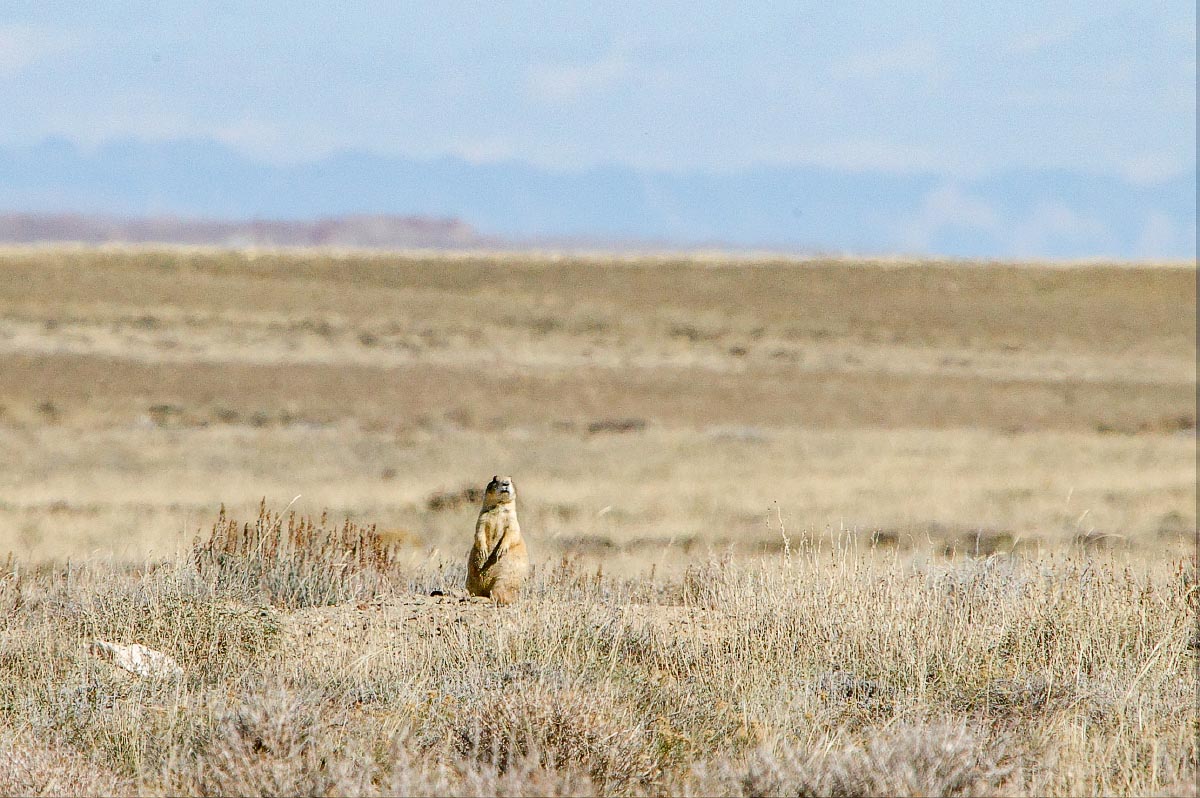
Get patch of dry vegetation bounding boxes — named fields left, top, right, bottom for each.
left=0, top=248, right=1194, bottom=795
left=0, top=510, right=1194, bottom=796
left=192, top=502, right=402, bottom=608
left=0, top=248, right=1194, bottom=564
left=0, top=249, right=1194, bottom=436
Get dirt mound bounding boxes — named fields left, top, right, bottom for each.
left=282, top=591, right=723, bottom=653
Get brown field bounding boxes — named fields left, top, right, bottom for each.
left=0, top=247, right=1195, bottom=796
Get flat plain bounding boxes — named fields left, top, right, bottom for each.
left=0, top=247, right=1195, bottom=796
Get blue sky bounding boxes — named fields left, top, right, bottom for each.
left=0, top=2, right=1195, bottom=256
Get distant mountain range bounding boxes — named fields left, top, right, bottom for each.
left=0, top=212, right=488, bottom=250
left=0, top=138, right=1194, bottom=259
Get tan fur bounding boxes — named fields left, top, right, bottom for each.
left=466, top=475, right=530, bottom=605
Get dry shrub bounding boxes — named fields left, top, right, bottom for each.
left=446, top=686, right=658, bottom=792
left=733, top=720, right=1012, bottom=798
left=806, top=669, right=896, bottom=718
left=22, top=675, right=200, bottom=783
left=163, top=689, right=612, bottom=798
left=36, top=568, right=282, bottom=684
left=451, top=761, right=600, bottom=798
left=678, top=559, right=735, bottom=608
left=162, top=688, right=374, bottom=797
left=0, top=552, right=19, bottom=617
left=586, top=418, right=647, bottom=435
left=386, top=748, right=603, bottom=798
left=0, top=726, right=128, bottom=797
left=970, top=675, right=1054, bottom=718
left=192, top=501, right=402, bottom=608
left=427, top=485, right=484, bottom=512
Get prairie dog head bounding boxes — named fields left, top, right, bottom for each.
left=481, top=475, right=517, bottom=510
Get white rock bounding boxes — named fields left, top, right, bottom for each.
left=88, top=640, right=184, bottom=679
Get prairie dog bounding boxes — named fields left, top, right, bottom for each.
left=466, top=475, right=530, bottom=605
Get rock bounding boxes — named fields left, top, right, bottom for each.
left=88, top=640, right=184, bottom=680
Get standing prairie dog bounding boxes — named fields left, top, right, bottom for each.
left=467, top=475, right=530, bottom=605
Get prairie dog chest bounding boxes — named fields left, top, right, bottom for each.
left=476, top=504, right=519, bottom=547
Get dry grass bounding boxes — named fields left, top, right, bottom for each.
left=192, top=502, right=401, bottom=608
left=0, top=249, right=1193, bottom=436
left=0, top=247, right=1195, bottom=794
left=0, top=248, right=1194, bottom=566
left=0, top=518, right=1195, bottom=796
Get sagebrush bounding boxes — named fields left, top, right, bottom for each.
left=0, top=510, right=1194, bottom=796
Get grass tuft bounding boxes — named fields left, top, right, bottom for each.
left=191, top=501, right=402, bottom=608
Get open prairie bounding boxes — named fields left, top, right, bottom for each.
left=0, top=247, right=1195, bottom=796
left=0, top=247, right=1194, bottom=563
